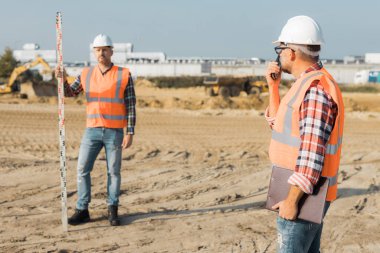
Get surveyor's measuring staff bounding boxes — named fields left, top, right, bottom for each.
left=56, top=11, right=68, bottom=232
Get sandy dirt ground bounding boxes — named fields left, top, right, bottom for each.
left=0, top=84, right=379, bottom=252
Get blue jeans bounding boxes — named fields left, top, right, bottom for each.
left=276, top=202, right=330, bottom=253
left=76, top=127, right=123, bottom=210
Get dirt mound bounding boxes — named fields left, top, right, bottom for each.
left=343, top=93, right=380, bottom=112
left=135, top=78, right=156, bottom=88
left=164, top=97, right=197, bottom=110
left=343, top=97, right=368, bottom=112
left=137, top=97, right=163, bottom=108
left=19, top=81, right=57, bottom=99
left=203, top=97, right=235, bottom=110
left=2, top=79, right=380, bottom=113
left=136, top=95, right=267, bottom=111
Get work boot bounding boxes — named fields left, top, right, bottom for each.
left=108, top=205, right=121, bottom=226
left=68, top=209, right=90, bottom=225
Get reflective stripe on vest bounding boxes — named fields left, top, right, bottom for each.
left=328, top=173, right=338, bottom=186
left=87, top=114, right=127, bottom=120
left=85, top=66, right=94, bottom=101
left=326, top=129, right=343, bottom=154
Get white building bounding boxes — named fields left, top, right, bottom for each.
left=365, top=53, right=380, bottom=64
left=13, top=43, right=56, bottom=64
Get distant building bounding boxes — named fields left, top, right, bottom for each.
left=13, top=43, right=56, bottom=64
left=343, top=55, right=365, bottom=64
left=365, top=53, right=380, bottom=64
left=321, top=59, right=345, bottom=65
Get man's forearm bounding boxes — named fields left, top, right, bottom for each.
left=268, top=85, right=280, bottom=118
left=285, top=185, right=304, bottom=205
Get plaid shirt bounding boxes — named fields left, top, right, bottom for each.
left=64, top=64, right=136, bottom=135
left=265, top=61, right=338, bottom=194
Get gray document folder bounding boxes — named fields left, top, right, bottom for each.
left=265, top=165, right=329, bottom=224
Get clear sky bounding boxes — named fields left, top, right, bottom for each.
left=0, top=0, right=378, bottom=62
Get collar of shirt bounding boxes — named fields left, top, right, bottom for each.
left=300, top=61, right=323, bottom=77
left=98, top=63, right=114, bottom=76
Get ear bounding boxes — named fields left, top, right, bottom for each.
left=290, top=50, right=296, bottom=61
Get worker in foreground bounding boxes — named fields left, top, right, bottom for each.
left=264, top=16, right=344, bottom=252
left=55, top=34, right=136, bottom=226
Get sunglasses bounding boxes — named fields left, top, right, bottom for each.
left=274, top=46, right=296, bottom=55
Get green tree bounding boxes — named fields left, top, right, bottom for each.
left=0, top=47, right=19, bottom=78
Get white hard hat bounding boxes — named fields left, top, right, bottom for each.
left=92, top=34, right=113, bottom=48
left=273, top=15, right=324, bottom=45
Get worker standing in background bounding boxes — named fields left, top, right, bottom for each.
left=55, top=34, right=136, bottom=226
left=264, top=16, right=344, bottom=252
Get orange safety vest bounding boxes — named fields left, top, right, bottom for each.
left=269, top=68, right=344, bottom=201
left=80, top=65, right=130, bottom=128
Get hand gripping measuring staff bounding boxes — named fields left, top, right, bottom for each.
left=56, top=12, right=68, bottom=232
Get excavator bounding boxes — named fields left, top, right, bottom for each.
left=0, top=56, right=76, bottom=98
left=0, top=56, right=52, bottom=94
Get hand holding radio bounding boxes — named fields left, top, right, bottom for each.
left=271, top=56, right=282, bottom=80
left=266, top=56, right=282, bottom=88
